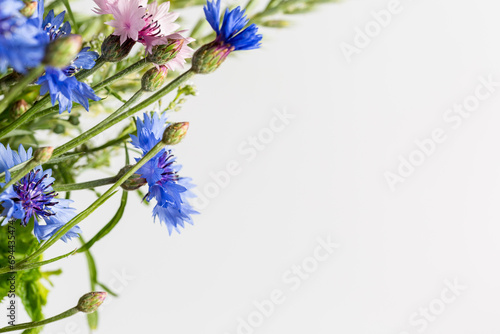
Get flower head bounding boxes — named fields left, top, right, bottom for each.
left=130, top=112, right=197, bottom=235
left=0, top=143, right=81, bottom=242
left=0, top=0, right=47, bottom=73
left=192, top=0, right=262, bottom=73
left=37, top=10, right=101, bottom=113
left=204, top=0, right=262, bottom=51
left=37, top=67, right=100, bottom=113
left=97, top=0, right=182, bottom=54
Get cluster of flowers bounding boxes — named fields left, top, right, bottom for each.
left=0, top=0, right=262, bottom=242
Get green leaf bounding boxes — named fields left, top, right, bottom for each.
left=77, top=190, right=128, bottom=253
left=87, top=311, right=99, bottom=331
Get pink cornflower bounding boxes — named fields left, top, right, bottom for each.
left=94, top=0, right=181, bottom=53
left=164, top=32, right=195, bottom=71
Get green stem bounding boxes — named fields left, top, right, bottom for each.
left=0, top=66, right=44, bottom=116
left=86, top=131, right=134, bottom=153
left=0, top=157, right=40, bottom=194
left=190, top=18, right=206, bottom=40
left=93, top=58, right=148, bottom=92
left=53, top=176, right=118, bottom=192
left=0, top=307, right=79, bottom=333
left=17, top=139, right=168, bottom=266
left=52, top=90, right=144, bottom=158
left=49, top=70, right=193, bottom=160
left=0, top=72, right=22, bottom=92
left=46, top=0, right=63, bottom=11
left=0, top=249, right=76, bottom=275
left=245, top=0, right=259, bottom=12
left=61, top=0, right=79, bottom=32
left=0, top=95, right=50, bottom=139
left=75, top=57, right=106, bottom=81
left=0, top=58, right=148, bottom=138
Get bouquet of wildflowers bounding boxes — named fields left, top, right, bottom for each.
left=0, top=0, right=331, bottom=332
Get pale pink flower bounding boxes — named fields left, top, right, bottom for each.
left=164, top=32, right=195, bottom=71
left=98, top=0, right=182, bottom=54
left=106, top=0, right=148, bottom=44
left=93, top=0, right=119, bottom=15
left=138, top=1, right=180, bottom=53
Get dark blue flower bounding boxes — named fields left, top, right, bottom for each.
left=0, top=0, right=47, bottom=73
left=0, top=143, right=81, bottom=242
left=37, top=9, right=101, bottom=113
left=204, top=0, right=262, bottom=51
left=130, top=112, right=197, bottom=235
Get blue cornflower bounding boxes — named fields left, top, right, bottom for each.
left=192, top=0, right=262, bottom=73
left=204, top=0, right=262, bottom=51
left=36, top=9, right=100, bottom=113
left=130, top=112, right=197, bottom=235
left=0, top=143, right=81, bottom=242
left=0, top=0, right=47, bottom=73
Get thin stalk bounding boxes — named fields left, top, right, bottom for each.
left=86, top=131, right=134, bottom=153
left=53, top=176, right=117, bottom=192
left=0, top=66, right=44, bottom=116
left=0, top=249, right=76, bottom=275
left=0, top=58, right=148, bottom=138
left=0, top=307, right=79, bottom=333
left=0, top=157, right=40, bottom=194
left=190, top=18, right=206, bottom=39
left=52, top=90, right=144, bottom=158
left=61, top=0, right=79, bottom=32
left=75, top=57, right=106, bottom=81
left=0, top=95, right=50, bottom=139
left=17, top=139, right=168, bottom=266
left=0, top=72, right=22, bottom=92
left=93, top=58, right=148, bottom=92
left=49, top=70, right=194, bottom=160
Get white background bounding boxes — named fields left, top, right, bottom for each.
left=19, top=0, right=500, bottom=333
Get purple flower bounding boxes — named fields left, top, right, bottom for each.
left=0, top=143, right=81, bottom=242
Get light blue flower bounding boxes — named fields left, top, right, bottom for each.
left=37, top=10, right=101, bottom=113
left=130, top=112, right=197, bottom=235
left=0, top=0, right=47, bottom=73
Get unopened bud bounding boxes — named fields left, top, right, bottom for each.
left=76, top=292, right=107, bottom=313
left=162, top=122, right=189, bottom=145
left=33, top=147, right=53, bottom=164
left=20, top=1, right=38, bottom=17
left=261, top=20, right=290, bottom=28
left=68, top=115, right=79, bottom=125
left=191, top=41, right=233, bottom=74
left=10, top=100, right=29, bottom=120
left=101, top=35, right=135, bottom=62
left=146, top=39, right=184, bottom=65
left=118, top=165, right=147, bottom=191
left=43, top=35, right=83, bottom=68
left=141, top=66, right=168, bottom=92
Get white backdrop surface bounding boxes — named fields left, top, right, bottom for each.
left=28, top=0, right=500, bottom=333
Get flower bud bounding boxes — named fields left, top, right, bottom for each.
left=20, top=1, right=38, bottom=17
left=101, top=35, right=136, bottom=62
left=141, top=66, right=168, bottom=92
left=33, top=147, right=53, bottom=164
left=76, top=292, right=107, bottom=313
left=118, top=165, right=147, bottom=191
left=10, top=100, right=29, bottom=120
left=191, top=42, right=233, bottom=74
left=146, top=39, right=184, bottom=65
left=43, top=35, right=83, bottom=69
left=162, top=122, right=189, bottom=145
